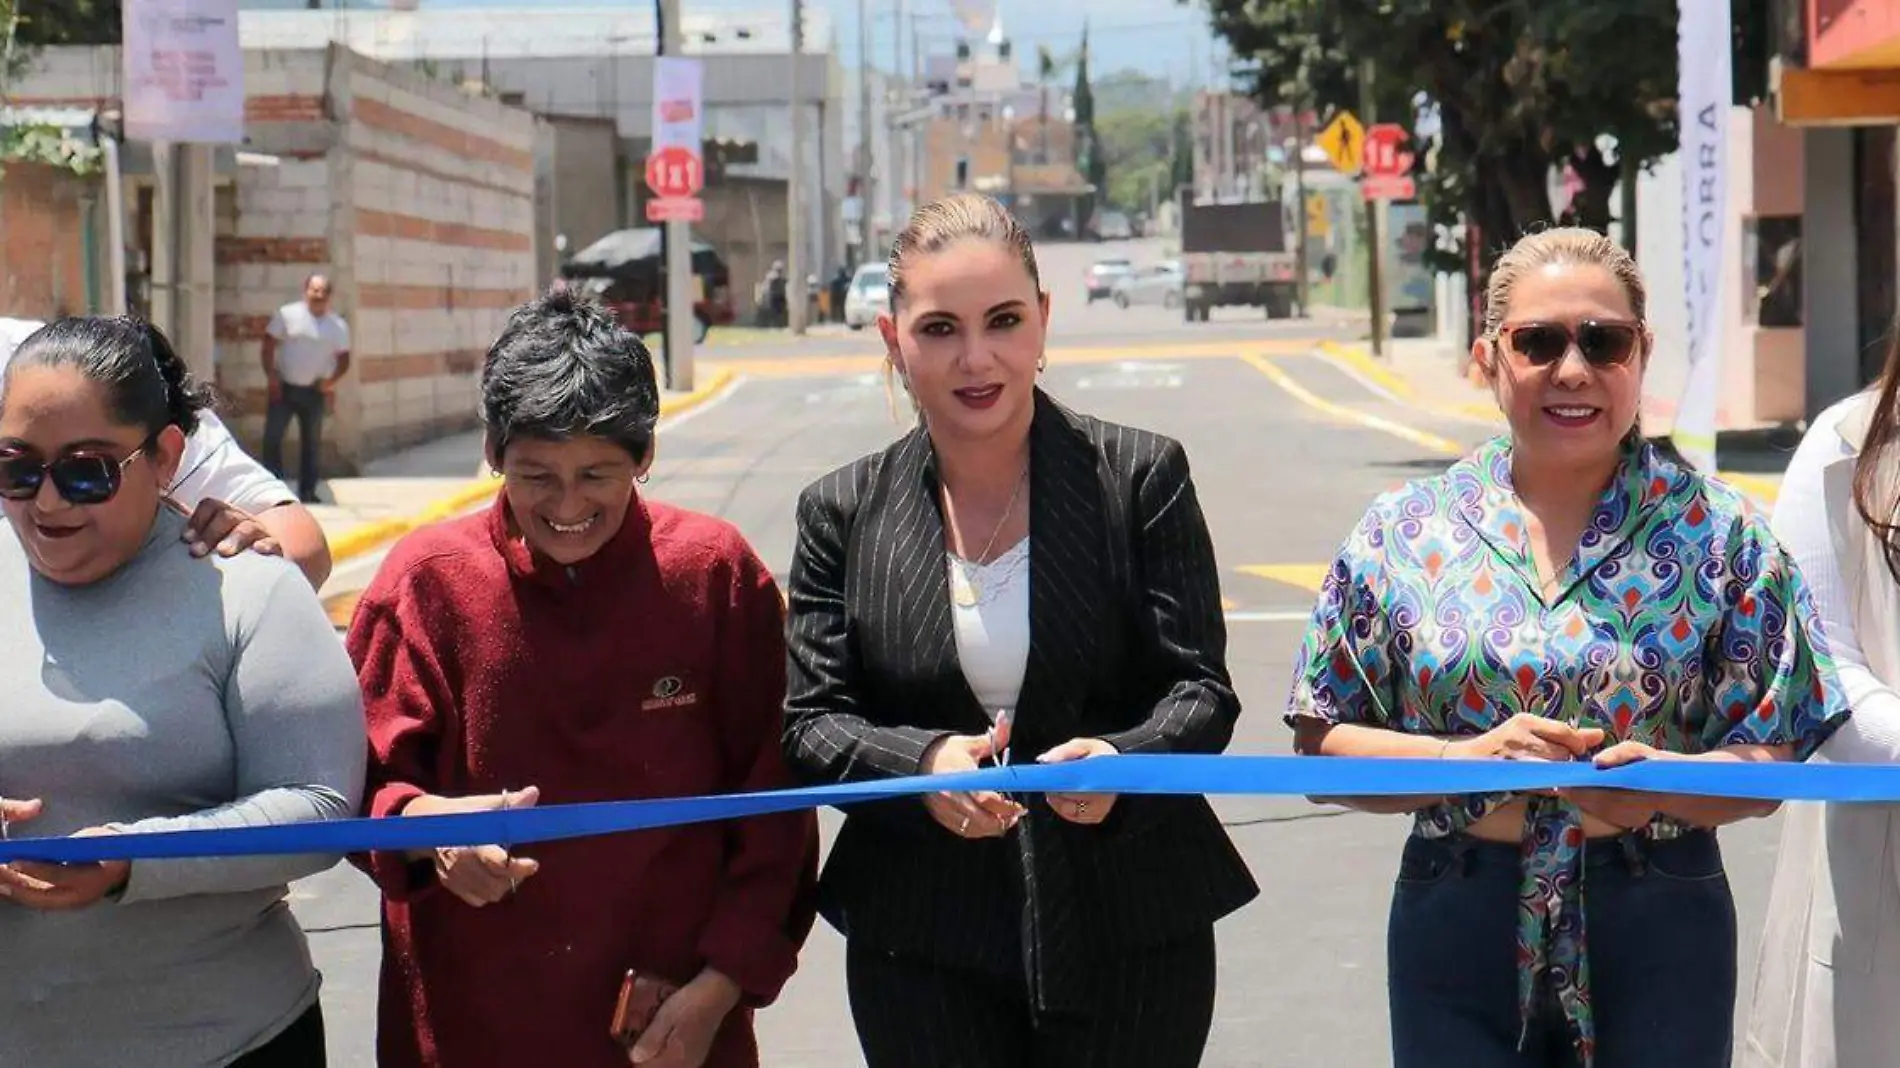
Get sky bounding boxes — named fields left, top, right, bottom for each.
left=242, top=0, right=1229, bottom=86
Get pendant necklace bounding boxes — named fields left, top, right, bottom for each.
left=948, top=467, right=1028, bottom=609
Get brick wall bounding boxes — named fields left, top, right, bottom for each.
left=14, top=44, right=538, bottom=474
left=341, top=51, right=539, bottom=459
left=0, top=163, right=96, bottom=320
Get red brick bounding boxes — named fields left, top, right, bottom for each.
left=356, top=209, right=530, bottom=253
left=215, top=237, right=332, bottom=265
left=353, top=97, right=533, bottom=174
left=0, top=164, right=92, bottom=319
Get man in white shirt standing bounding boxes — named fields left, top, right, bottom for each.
left=262, top=274, right=352, bottom=504
left=0, top=315, right=333, bottom=588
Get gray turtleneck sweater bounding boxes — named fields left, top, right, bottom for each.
left=0, top=508, right=366, bottom=1065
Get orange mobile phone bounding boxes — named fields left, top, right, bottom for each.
left=609, top=970, right=679, bottom=1047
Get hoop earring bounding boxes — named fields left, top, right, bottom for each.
left=636, top=474, right=650, bottom=485
left=1037, top=353, right=1047, bottom=372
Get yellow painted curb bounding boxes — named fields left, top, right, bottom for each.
left=1316, top=339, right=1413, bottom=399
left=1314, top=340, right=1505, bottom=427
left=327, top=367, right=737, bottom=565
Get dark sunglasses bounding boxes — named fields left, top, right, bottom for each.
left=0, top=442, right=152, bottom=505
left=1499, top=319, right=1643, bottom=369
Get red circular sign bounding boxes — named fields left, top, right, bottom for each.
left=645, top=146, right=704, bottom=199
left=1363, top=124, right=1411, bottom=180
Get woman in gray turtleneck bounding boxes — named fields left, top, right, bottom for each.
left=0, top=316, right=365, bottom=1066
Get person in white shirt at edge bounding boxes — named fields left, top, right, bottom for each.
left=0, top=316, right=333, bottom=588
left=1746, top=328, right=1900, bottom=1068
left=262, top=274, right=352, bottom=506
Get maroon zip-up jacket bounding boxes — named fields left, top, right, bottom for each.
left=348, top=493, right=818, bottom=1067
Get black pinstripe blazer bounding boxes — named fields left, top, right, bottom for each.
left=782, top=389, right=1259, bottom=1010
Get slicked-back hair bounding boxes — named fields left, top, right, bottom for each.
left=4, top=316, right=213, bottom=437
left=480, top=287, right=660, bottom=463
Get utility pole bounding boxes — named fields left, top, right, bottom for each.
left=657, top=0, right=694, bottom=388
left=857, top=0, right=874, bottom=267
left=889, top=0, right=906, bottom=231
left=788, top=0, right=808, bottom=334
left=1292, top=102, right=1310, bottom=316
left=1360, top=57, right=1385, bottom=360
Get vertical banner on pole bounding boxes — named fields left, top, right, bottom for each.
left=122, top=0, right=245, bottom=144
left=651, top=57, right=704, bottom=156
left=1672, top=0, right=1731, bottom=472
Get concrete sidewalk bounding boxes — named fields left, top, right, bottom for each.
left=311, top=369, right=735, bottom=623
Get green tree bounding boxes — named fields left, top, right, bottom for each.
left=1096, top=104, right=1174, bottom=215
left=1070, top=22, right=1107, bottom=235
left=1194, top=0, right=1768, bottom=268
left=12, top=0, right=120, bottom=46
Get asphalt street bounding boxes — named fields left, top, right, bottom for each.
left=291, top=240, right=1790, bottom=1065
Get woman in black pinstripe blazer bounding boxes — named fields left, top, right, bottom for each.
left=782, top=194, right=1258, bottom=1068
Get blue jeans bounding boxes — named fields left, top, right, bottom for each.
left=1387, top=829, right=1735, bottom=1068
left=262, top=383, right=325, bottom=502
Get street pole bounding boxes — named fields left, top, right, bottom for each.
left=656, top=0, right=695, bottom=389
left=1292, top=103, right=1310, bottom=316
left=857, top=0, right=874, bottom=267
left=1360, top=57, right=1385, bottom=360
left=788, top=0, right=808, bottom=334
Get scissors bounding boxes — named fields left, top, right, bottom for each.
left=985, top=709, right=1013, bottom=769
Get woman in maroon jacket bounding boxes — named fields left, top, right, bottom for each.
left=349, top=289, right=818, bottom=1068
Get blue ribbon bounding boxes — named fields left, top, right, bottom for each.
left=1, top=755, right=1895, bottom=865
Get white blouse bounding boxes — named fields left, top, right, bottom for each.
left=1770, top=396, right=1900, bottom=764
left=948, top=538, right=1031, bottom=722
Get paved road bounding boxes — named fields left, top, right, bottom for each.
left=293, top=313, right=1794, bottom=1065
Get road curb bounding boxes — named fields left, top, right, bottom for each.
left=1315, top=339, right=1503, bottom=425
left=327, top=367, right=738, bottom=565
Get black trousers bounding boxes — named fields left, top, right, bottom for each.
left=231, top=1003, right=326, bottom=1068
left=846, top=928, right=1217, bottom=1068
left=262, top=383, right=326, bottom=503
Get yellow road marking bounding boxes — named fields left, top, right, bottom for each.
left=1720, top=472, right=1783, bottom=510
left=1237, top=352, right=1468, bottom=456
left=1237, top=564, right=1331, bottom=595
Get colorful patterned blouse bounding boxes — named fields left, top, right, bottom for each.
left=1286, top=435, right=1848, bottom=1065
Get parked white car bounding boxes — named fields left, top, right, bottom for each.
left=843, top=263, right=889, bottom=329
left=1112, top=261, right=1184, bottom=309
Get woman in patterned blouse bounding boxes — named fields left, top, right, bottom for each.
left=1287, top=228, right=1849, bottom=1068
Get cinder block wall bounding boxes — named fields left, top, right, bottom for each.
left=340, top=50, right=539, bottom=460
left=12, top=43, right=539, bottom=475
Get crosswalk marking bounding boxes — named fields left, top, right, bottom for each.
left=1236, top=564, right=1329, bottom=595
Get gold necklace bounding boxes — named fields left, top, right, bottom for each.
left=947, top=468, right=1028, bottom=608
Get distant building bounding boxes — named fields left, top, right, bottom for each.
left=907, top=9, right=1092, bottom=237
left=240, top=5, right=848, bottom=309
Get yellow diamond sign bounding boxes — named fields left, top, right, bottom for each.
left=1316, top=111, right=1365, bottom=176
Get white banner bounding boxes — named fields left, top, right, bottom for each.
left=122, top=0, right=245, bottom=145
left=1672, top=0, right=1731, bottom=472
left=650, top=57, right=704, bottom=154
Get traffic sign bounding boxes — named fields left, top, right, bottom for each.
left=1315, top=111, right=1365, bottom=175
left=1363, top=124, right=1413, bottom=179
left=646, top=196, right=705, bottom=222
left=1361, top=174, right=1416, bottom=201
left=645, top=145, right=704, bottom=199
